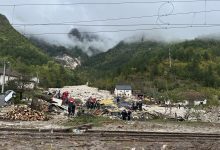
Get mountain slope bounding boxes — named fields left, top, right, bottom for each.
left=29, top=37, right=89, bottom=69
left=78, top=39, right=220, bottom=104
left=0, top=14, right=79, bottom=88
left=0, top=14, right=49, bottom=65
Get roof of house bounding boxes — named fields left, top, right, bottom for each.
left=115, top=85, right=132, bottom=90
left=0, top=68, right=20, bottom=77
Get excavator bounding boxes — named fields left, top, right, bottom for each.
left=0, top=90, right=16, bottom=107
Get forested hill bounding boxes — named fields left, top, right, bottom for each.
left=78, top=39, right=220, bottom=104
left=0, top=14, right=78, bottom=88
left=1, top=11, right=220, bottom=103
left=0, top=14, right=49, bottom=66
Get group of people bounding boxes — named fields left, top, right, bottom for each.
left=53, top=90, right=144, bottom=120
left=131, top=100, right=143, bottom=111
left=120, top=100, right=144, bottom=121
left=121, top=109, right=132, bottom=120
left=85, top=97, right=101, bottom=109
left=54, top=90, right=76, bottom=117
left=54, top=90, right=104, bottom=116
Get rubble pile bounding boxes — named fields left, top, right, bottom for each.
left=4, top=106, right=49, bottom=121
left=202, top=107, right=220, bottom=122
left=31, top=99, right=49, bottom=112
left=47, top=85, right=220, bottom=123
left=186, top=107, right=220, bottom=122
left=49, top=85, right=114, bottom=103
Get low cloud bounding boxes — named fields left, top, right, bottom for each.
left=1, top=0, right=220, bottom=55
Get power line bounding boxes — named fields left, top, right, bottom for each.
left=156, top=0, right=175, bottom=25
left=0, top=0, right=219, bottom=7
left=12, top=23, right=220, bottom=27
left=10, top=9, right=220, bottom=26
left=22, top=25, right=220, bottom=35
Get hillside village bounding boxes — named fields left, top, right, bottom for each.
left=0, top=11, right=220, bottom=126
left=1, top=12, right=220, bottom=127
left=1, top=4, right=220, bottom=149
left=1, top=78, right=219, bottom=123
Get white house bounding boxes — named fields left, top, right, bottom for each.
left=0, top=68, right=39, bottom=89
left=166, top=99, right=207, bottom=106
left=194, top=99, right=207, bottom=106
left=114, top=85, right=132, bottom=97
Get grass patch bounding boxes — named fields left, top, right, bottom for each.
left=64, top=115, right=121, bottom=127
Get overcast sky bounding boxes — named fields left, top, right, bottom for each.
left=1, top=0, right=220, bottom=52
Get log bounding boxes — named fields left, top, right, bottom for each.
left=3, top=105, right=49, bottom=121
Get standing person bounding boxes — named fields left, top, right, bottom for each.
left=116, top=97, right=120, bottom=104
left=93, top=98, right=97, bottom=109
left=88, top=97, right=93, bottom=109
left=96, top=100, right=101, bottom=110
left=132, top=102, right=135, bottom=110
left=72, top=102, right=76, bottom=116
left=139, top=100, right=143, bottom=111
left=136, top=101, right=140, bottom=110
left=90, top=98, right=94, bottom=109
left=121, top=109, right=127, bottom=120
left=68, top=97, right=75, bottom=117
left=62, top=91, right=69, bottom=105
left=127, top=109, right=132, bottom=121
left=57, top=90, right=61, bottom=99
left=86, top=99, right=90, bottom=109
left=94, top=100, right=100, bottom=110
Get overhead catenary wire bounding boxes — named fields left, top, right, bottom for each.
left=156, top=0, right=175, bottom=26
left=11, top=23, right=220, bottom=27
left=10, top=9, right=220, bottom=26
left=22, top=25, right=220, bottom=36
left=0, top=0, right=219, bottom=7
left=2, top=0, right=220, bottom=37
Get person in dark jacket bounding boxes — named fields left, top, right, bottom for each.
left=139, top=100, right=143, bottom=111
left=127, top=109, right=132, bottom=121
left=116, top=97, right=120, bottom=104
left=136, top=101, right=139, bottom=111
left=96, top=100, right=101, bottom=109
left=86, top=100, right=90, bottom=109
left=68, top=97, right=75, bottom=117
left=132, top=102, right=135, bottom=110
left=121, top=110, right=127, bottom=120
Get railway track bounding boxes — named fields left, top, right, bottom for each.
left=0, top=128, right=219, bottom=142
left=0, top=128, right=219, bottom=149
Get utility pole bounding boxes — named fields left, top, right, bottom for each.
left=169, top=48, right=172, bottom=68
left=1, top=60, right=6, bottom=93
left=36, top=72, right=39, bottom=87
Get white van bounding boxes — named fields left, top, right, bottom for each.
left=0, top=90, right=16, bottom=106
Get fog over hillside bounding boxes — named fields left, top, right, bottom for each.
left=1, top=0, right=220, bottom=55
